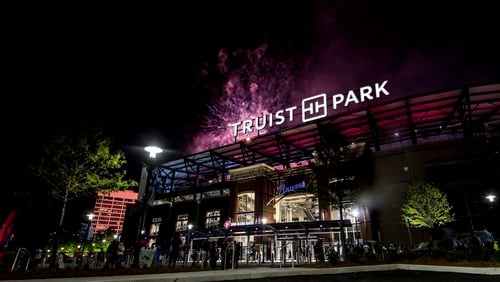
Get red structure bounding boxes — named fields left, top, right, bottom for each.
left=0, top=209, right=17, bottom=265
left=91, top=190, right=138, bottom=235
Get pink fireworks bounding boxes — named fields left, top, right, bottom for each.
left=188, top=44, right=295, bottom=153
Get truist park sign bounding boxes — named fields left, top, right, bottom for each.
left=229, top=80, right=389, bottom=137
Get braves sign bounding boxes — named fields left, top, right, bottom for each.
left=278, top=180, right=306, bottom=196
left=229, top=80, right=389, bottom=137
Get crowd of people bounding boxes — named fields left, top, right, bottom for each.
left=131, top=232, right=243, bottom=270
left=2, top=226, right=497, bottom=271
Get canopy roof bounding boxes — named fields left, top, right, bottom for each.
left=152, top=83, right=500, bottom=195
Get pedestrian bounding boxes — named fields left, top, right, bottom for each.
left=168, top=232, right=181, bottom=268
left=201, top=238, right=210, bottom=268
left=234, top=242, right=241, bottom=268
left=104, top=240, right=118, bottom=269
left=209, top=241, right=218, bottom=270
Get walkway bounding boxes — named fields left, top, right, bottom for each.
left=3, top=264, right=499, bottom=282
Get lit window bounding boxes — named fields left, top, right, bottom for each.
left=150, top=217, right=162, bottom=236
left=205, top=210, right=220, bottom=229
left=237, top=192, right=255, bottom=224
left=176, top=214, right=189, bottom=231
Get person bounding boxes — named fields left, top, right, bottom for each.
left=168, top=232, right=181, bottom=268
left=234, top=241, right=241, bottom=268
left=154, top=243, right=165, bottom=267
left=200, top=238, right=210, bottom=268
left=116, top=241, right=125, bottom=268
left=96, top=248, right=105, bottom=268
left=474, top=226, right=494, bottom=252
left=131, top=240, right=142, bottom=268
left=190, top=248, right=199, bottom=268
left=209, top=241, right=218, bottom=270
left=281, top=241, right=286, bottom=263
left=104, top=240, right=118, bottom=268
left=314, top=239, right=324, bottom=262
left=57, top=251, right=65, bottom=269
left=249, top=243, right=256, bottom=263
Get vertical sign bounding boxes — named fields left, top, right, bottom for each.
left=138, top=164, right=148, bottom=202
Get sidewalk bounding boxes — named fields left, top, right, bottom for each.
left=3, top=264, right=499, bottom=282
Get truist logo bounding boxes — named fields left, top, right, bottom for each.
left=229, top=80, right=389, bottom=137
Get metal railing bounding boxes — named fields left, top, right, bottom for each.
left=223, top=241, right=236, bottom=270
left=10, top=248, right=31, bottom=272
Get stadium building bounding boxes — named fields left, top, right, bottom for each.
left=125, top=82, right=499, bottom=262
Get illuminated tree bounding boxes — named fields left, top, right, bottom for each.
left=401, top=180, right=454, bottom=229
left=31, top=129, right=136, bottom=266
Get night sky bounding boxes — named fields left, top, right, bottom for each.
left=2, top=1, right=500, bottom=248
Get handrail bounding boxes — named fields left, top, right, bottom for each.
left=10, top=248, right=32, bottom=272
left=223, top=241, right=235, bottom=270
left=279, top=242, right=295, bottom=268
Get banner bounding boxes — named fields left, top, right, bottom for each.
left=138, top=164, right=148, bottom=202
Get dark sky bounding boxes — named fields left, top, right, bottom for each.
left=5, top=1, right=500, bottom=159
left=2, top=1, right=500, bottom=246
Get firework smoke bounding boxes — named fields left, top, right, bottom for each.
left=188, top=44, right=295, bottom=153
left=186, top=2, right=500, bottom=154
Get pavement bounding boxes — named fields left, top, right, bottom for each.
left=3, top=264, right=500, bottom=282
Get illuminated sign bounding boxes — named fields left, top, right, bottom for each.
left=278, top=174, right=307, bottom=196
left=229, top=80, right=389, bottom=137
left=278, top=180, right=306, bottom=196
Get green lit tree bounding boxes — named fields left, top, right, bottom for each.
left=31, top=129, right=137, bottom=266
left=401, top=180, right=454, bottom=229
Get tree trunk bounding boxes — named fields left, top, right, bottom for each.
left=59, top=190, right=69, bottom=228
left=50, top=189, right=69, bottom=268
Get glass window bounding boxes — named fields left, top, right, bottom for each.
left=205, top=210, right=220, bottom=229
left=278, top=194, right=319, bottom=223
left=237, top=192, right=255, bottom=225
left=176, top=214, right=189, bottom=231
left=150, top=220, right=161, bottom=236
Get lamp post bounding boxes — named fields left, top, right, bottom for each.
left=137, top=146, right=163, bottom=241
left=352, top=209, right=359, bottom=247
left=82, top=213, right=94, bottom=256
left=188, top=224, right=193, bottom=263
left=261, top=218, right=267, bottom=263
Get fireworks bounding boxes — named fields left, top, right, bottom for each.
left=188, top=44, right=295, bottom=153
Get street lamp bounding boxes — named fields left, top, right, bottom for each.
left=137, top=146, right=164, bottom=241
left=352, top=209, right=359, bottom=247
left=486, top=194, right=496, bottom=202
left=187, top=224, right=193, bottom=264
left=145, top=146, right=163, bottom=158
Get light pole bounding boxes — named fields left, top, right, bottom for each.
left=262, top=218, right=267, bottom=264
left=137, top=146, right=163, bottom=241
left=82, top=213, right=94, bottom=256
left=188, top=224, right=193, bottom=260
left=352, top=209, right=359, bottom=247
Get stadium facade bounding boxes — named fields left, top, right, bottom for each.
left=124, top=82, right=499, bottom=261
